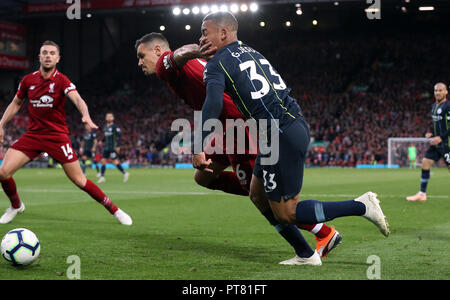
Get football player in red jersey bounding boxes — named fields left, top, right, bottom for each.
left=0, top=40, right=132, bottom=225
left=135, top=33, right=342, bottom=260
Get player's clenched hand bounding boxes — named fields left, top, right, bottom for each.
left=425, top=132, right=433, bottom=139
left=199, top=41, right=217, bottom=61
left=192, top=152, right=213, bottom=173
left=430, top=136, right=442, bottom=146
left=82, top=116, right=98, bottom=130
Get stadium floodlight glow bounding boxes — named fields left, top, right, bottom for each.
left=86, top=13, right=92, bottom=18
left=296, top=8, right=303, bottom=15
left=285, top=21, right=292, bottom=27
left=201, top=5, right=210, bottom=14
left=183, top=8, right=190, bottom=15
left=418, top=6, right=435, bottom=11
left=295, top=3, right=301, bottom=8
left=185, top=25, right=191, bottom=31
left=160, top=25, right=166, bottom=31
left=211, top=5, right=219, bottom=13
left=240, top=4, right=248, bottom=12
left=249, top=3, right=258, bottom=12
left=312, top=19, right=318, bottom=26
left=172, top=7, right=181, bottom=15
left=230, top=3, right=239, bottom=13
left=220, top=4, right=228, bottom=12
left=259, top=21, right=266, bottom=27
left=334, top=1, right=339, bottom=6
left=192, top=6, right=200, bottom=15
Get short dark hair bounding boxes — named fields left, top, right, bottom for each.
left=203, top=11, right=238, bottom=31
left=135, top=32, right=169, bottom=50
left=41, top=40, right=60, bottom=53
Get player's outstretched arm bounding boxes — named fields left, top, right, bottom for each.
left=192, top=83, right=225, bottom=173
left=173, top=42, right=217, bottom=67
left=0, top=96, right=25, bottom=142
left=92, top=138, right=98, bottom=153
left=67, top=91, right=98, bottom=130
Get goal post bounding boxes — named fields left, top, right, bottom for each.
left=387, top=137, right=431, bottom=168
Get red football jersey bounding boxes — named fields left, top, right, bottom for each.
left=155, top=51, right=243, bottom=122
left=16, top=68, right=77, bottom=135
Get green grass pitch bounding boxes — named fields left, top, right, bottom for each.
left=0, top=167, right=448, bottom=280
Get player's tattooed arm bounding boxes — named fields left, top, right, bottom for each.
left=92, top=138, right=98, bottom=152
left=173, top=42, right=217, bottom=67
left=66, top=91, right=98, bottom=130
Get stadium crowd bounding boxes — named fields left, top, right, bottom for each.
left=1, top=31, right=449, bottom=167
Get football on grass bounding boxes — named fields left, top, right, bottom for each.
left=1, top=228, right=41, bottom=266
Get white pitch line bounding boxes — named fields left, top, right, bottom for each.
left=19, top=188, right=214, bottom=195
left=16, top=189, right=450, bottom=199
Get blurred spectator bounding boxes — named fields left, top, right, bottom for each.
left=1, top=31, right=448, bottom=167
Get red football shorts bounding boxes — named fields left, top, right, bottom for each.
left=11, top=133, right=78, bottom=164
left=204, top=133, right=257, bottom=192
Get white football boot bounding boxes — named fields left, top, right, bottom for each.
left=113, top=209, right=132, bottom=226
left=0, top=202, right=26, bottom=224
left=354, top=192, right=390, bottom=237
left=279, top=250, right=322, bottom=266
left=123, top=172, right=129, bottom=183
left=406, top=192, right=426, bottom=202
left=97, top=176, right=106, bottom=183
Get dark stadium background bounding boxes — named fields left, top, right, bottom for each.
left=0, top=0, right=449, bottom=168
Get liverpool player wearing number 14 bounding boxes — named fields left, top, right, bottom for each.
left=0, top=40, right=132, bottom=225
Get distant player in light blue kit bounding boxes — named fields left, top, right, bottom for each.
left=80, top=123, right=100, bottom=176
left=407, top=82, right=450, bottom=202
left=193, top=11, right=390, bottom=266
left=97, top=112, right=129, bottom=183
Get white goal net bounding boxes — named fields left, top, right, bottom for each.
left=387, top=137, right=431, bottom=168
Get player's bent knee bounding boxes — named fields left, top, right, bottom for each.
left=422, top=158, right=434, bottom=170
left=270, top=203, right=297, bottom=224
left=0, top=166, right=15, bottom=181
left=273, top=211, right=296, bottom=224
left=194, top=170, right=214, bottom=188
left=74, top=177, right=87, bottom=188
left=249, top=191, right=269, bottom=212
left=68, top=173, right=87, bottom=188
left=0, top=168, right=8, bottom=181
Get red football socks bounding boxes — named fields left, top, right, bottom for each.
left=1, top=177, right=22, bottom=209
left=298, top=223, right=332, bottom=239
left=82, top=179, right=118, bottom=214
left=208, top=171, right=249, bottom=196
